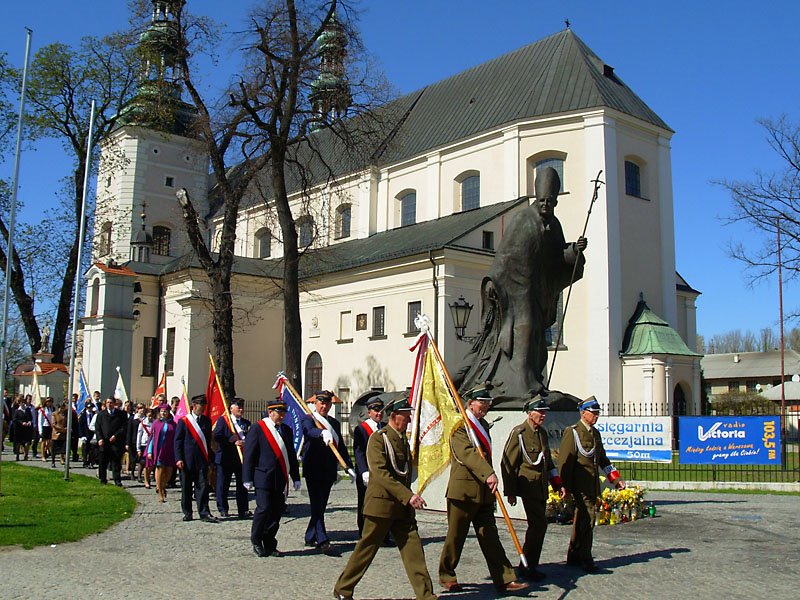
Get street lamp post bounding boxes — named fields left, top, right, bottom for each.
left=448, top=296, right=477, bottom=343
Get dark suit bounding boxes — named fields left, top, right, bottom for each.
left=300, top=413, right=353, bottom=546
left=174, top=413, right=213, bottom=519
left=353, top=418, right=384, bottom=533
left=95, top=409, right=128, bottom=484
left=335, top=425, right=436, bottom=600
left=214, top=414, right=251, bottom=516
left=243, top=419, right=300, bottom=553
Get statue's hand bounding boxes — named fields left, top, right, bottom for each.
left=575, top=236, right=588, bottom=252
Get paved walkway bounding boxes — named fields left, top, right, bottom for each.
left=1, top=456, right=797, bottom=599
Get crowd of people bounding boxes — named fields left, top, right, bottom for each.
left=1, top=385, right=624, bottom=600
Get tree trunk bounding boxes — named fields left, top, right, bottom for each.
left=211, top=268, right=236, bottom=402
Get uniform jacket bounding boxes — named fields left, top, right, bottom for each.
left=95, top=409, right=128, bottom=449
left=214, top=414, right=251, bottom=468
left=353, top=419, right=384, bottom=476
left=501, top=420, right=556, bottom=499
left=300, top=413, right=352, bottom=483
left=446, top=420, right=495, bottom=504
left=559, top=421, right=613, bottom=498
left=174, top=414, right=213, bottom=471
left=363, top=424, right=414, bottom=519
left=242, top=419, right=300, bottom=491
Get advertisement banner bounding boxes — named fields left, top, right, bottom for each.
left=594, top=417, right=672, bottom=462
left=679, top=416, right=781, bottom=465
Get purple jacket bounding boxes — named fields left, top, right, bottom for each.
left=147, top=418, right=176, bottom=468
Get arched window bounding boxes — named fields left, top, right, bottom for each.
left=304, top=351, right=323, bottom=399
left=152, top=225, right=171, bottom=256
left=335, top=203, right=352, bottom=239
left=90, top=278, right=100, bottom=317
left=624, top=158, right=645, bottom=198
left=97, top=221, right=112, bottom=257
left=255, top=228, right=271, bottom=258
left=535, top=157, right=564, bottom=193
left=298, top=216, right=315, bottom=248
left=460, top=175, right=480, bottom=211
left=399, top=191, right=416, bottom=227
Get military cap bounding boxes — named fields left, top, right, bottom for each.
left=462, top=384, right=493, bottom=403
left=523, top=395, right=550, bottom=413
left=266, top=397, right=287, bottom=411
left=314, top=390, right=334, bottom=403
left=190, top=394, right=207, bottom=405
left=365, top=398, right=385, bottom=411
left=384, top=394, right=412, bottom=416
left=229, top=397, right=245, bottom=408
left=579, top=396, right=601, bottom=413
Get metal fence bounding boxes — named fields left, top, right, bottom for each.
left=242, top=398, right=354, bottom=449
left=604, top=402, right=800, bottom=484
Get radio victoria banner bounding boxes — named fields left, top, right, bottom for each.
left=679, top=417, right=781, bottom=465
left=594, top=417, right=672, bottom=462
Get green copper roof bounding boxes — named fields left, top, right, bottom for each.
left=621, top=298, right=700, bottom=357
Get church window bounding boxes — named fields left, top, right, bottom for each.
left=90, top=279, right=100, bottom=316
left=407, top=301, right=421, bottom=334
left=152, top=226, right=171, bottom=256
left=255, top=228, right=271, bottom=258
left=399, top=192, right=416, bottom=227
left=298, top=216, right=314, bottom=247
left=535, top=157, right=564, bottom=193
left=304, top=352, right=323, bottom=399
left=165, top=328, right=176, bottom=374
left=371, top=306, right=386, bottom=338
left=142, top=337, right=157, bottom=377
left=97, top=221, right=112, bottom=257
left=460, top=175, right=480, bottom=211
left=625, top=159, right=643, bottom=197
left=335, top=203, right=352, bottom=239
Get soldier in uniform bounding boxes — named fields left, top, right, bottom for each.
left=353, top=397, right=385, bottom=535
left=334, top=395, right=437, bottom=600
left=243, top=398, right=301, bottom=557
left=438, top=386, right=528, bottom=594
left=214, top=397, right=252, bottom=518
left=301, top=389, right=354, bottom=554
left=559, top=396, right=625, bottom=572
left=174, top=394, right=217, bottom=523
left=501, top=395, right=566, bottom=581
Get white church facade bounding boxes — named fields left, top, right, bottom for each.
left=80, top=24, right=701, bottom=422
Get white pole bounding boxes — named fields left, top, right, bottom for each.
left=65, top=100, right=96, bottom=480
left=0, top=29, right=33, bottom=495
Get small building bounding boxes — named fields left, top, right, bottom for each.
left=13, top=353, right=69, bottom=401
left=701, top=349, right=800, bottom=399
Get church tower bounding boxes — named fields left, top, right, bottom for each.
left=93, top=0, right=209, bottom=266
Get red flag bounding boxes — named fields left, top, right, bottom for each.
left=150, top=371, right=167, bottom=408
left=205, top=355, right=227, bottom=426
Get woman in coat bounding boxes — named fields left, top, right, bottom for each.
left=50, top=402, right=68, bottom=467
left=12, top=396, right=34, bottom=460
left=147, top=404, right=177, bottom=502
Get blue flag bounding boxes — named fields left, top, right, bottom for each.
left=77, top=370, right=91, bottom=414
left=274, top=374, right=305, bottom=455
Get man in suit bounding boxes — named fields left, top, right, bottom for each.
left=214, top=397, right=252, bottom=518
left=301, top=389, right=354, bottom=554
left=175, top=394, right=217, bottom=523
left=559, top=396, right=625, bottom=572
left=334, top=395, right=437, bottom=600
left=78, top=401, right=96, bottom=467
left=353, top=397, right=385, bottom=535
left=95, top=397, right=128, bottom=486
left=243, top=398, right=300, bottom=557
left=502, top=395, right=566, bottom=581
left=438, top=385, right=527, bottom=594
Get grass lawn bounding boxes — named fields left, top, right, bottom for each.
left=0, top=463, right=136, bottom=549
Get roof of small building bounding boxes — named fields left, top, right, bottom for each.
left=701, top=349, right=800, bottom=380
left=13, top=363, right=69, bottom=377
left=621, top=297, right=700, bottom=356
left=93, top=262, right=137, bottom=277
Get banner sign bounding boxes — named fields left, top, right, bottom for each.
left=594, top=417, right=672, bottom=462
left=679, top=416, right=781, bottom=465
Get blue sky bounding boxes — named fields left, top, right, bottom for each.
left=1, top=0, right=798, bottom=340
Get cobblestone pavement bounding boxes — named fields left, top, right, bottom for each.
left=1, top=456, right=798, bottom=600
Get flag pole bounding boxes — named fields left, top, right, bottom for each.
left=65, top=99, right=96, bottom=480
left=278, top=375, right=355, bottom=478
left=426, top=332, right=528, bottom=568
left=0, top=28, right=33, bottom=495
left=208, top=352, right=242, bottom=463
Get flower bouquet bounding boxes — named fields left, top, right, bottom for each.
left=595, top=486, right=647, bottom=525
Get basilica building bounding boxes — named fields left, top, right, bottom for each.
left=81, top=5, right=700, bottom=422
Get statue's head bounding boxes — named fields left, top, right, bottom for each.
left=534, top=167, right=560, bottom=222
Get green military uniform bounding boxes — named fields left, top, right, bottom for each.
left=501, top=418, right=559, bottom=571
left=334, top=424, right=436, bottom=600
left=559, top=418, right=620, bottom=566
left=438, top=421, right=516, bottom=588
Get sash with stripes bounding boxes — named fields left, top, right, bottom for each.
left=224, top=414, right=245, bottom=441
left=182, top=414, right=208, bottom=462
left=258, top=419, right=290, bottom=497
left=311, top=411, right=339, bottom=445
left=465, top=410, right=491, bottom=454
left=39, top=407, right=53, bottom=427
left=360, top=419, right=379, bottom=437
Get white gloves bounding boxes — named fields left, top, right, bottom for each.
left=321, top=430, right=333, bottom=445
left=293, top=480, right=301, bottom=491
left=362, top=472, right=370, bottom=486
left=243, top=481, right=254, bottom=491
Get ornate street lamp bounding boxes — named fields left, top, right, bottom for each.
left=448, top=296, right=474, bottom=341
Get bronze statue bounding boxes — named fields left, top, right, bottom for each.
left=453, top=167, right=587, bottom=405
